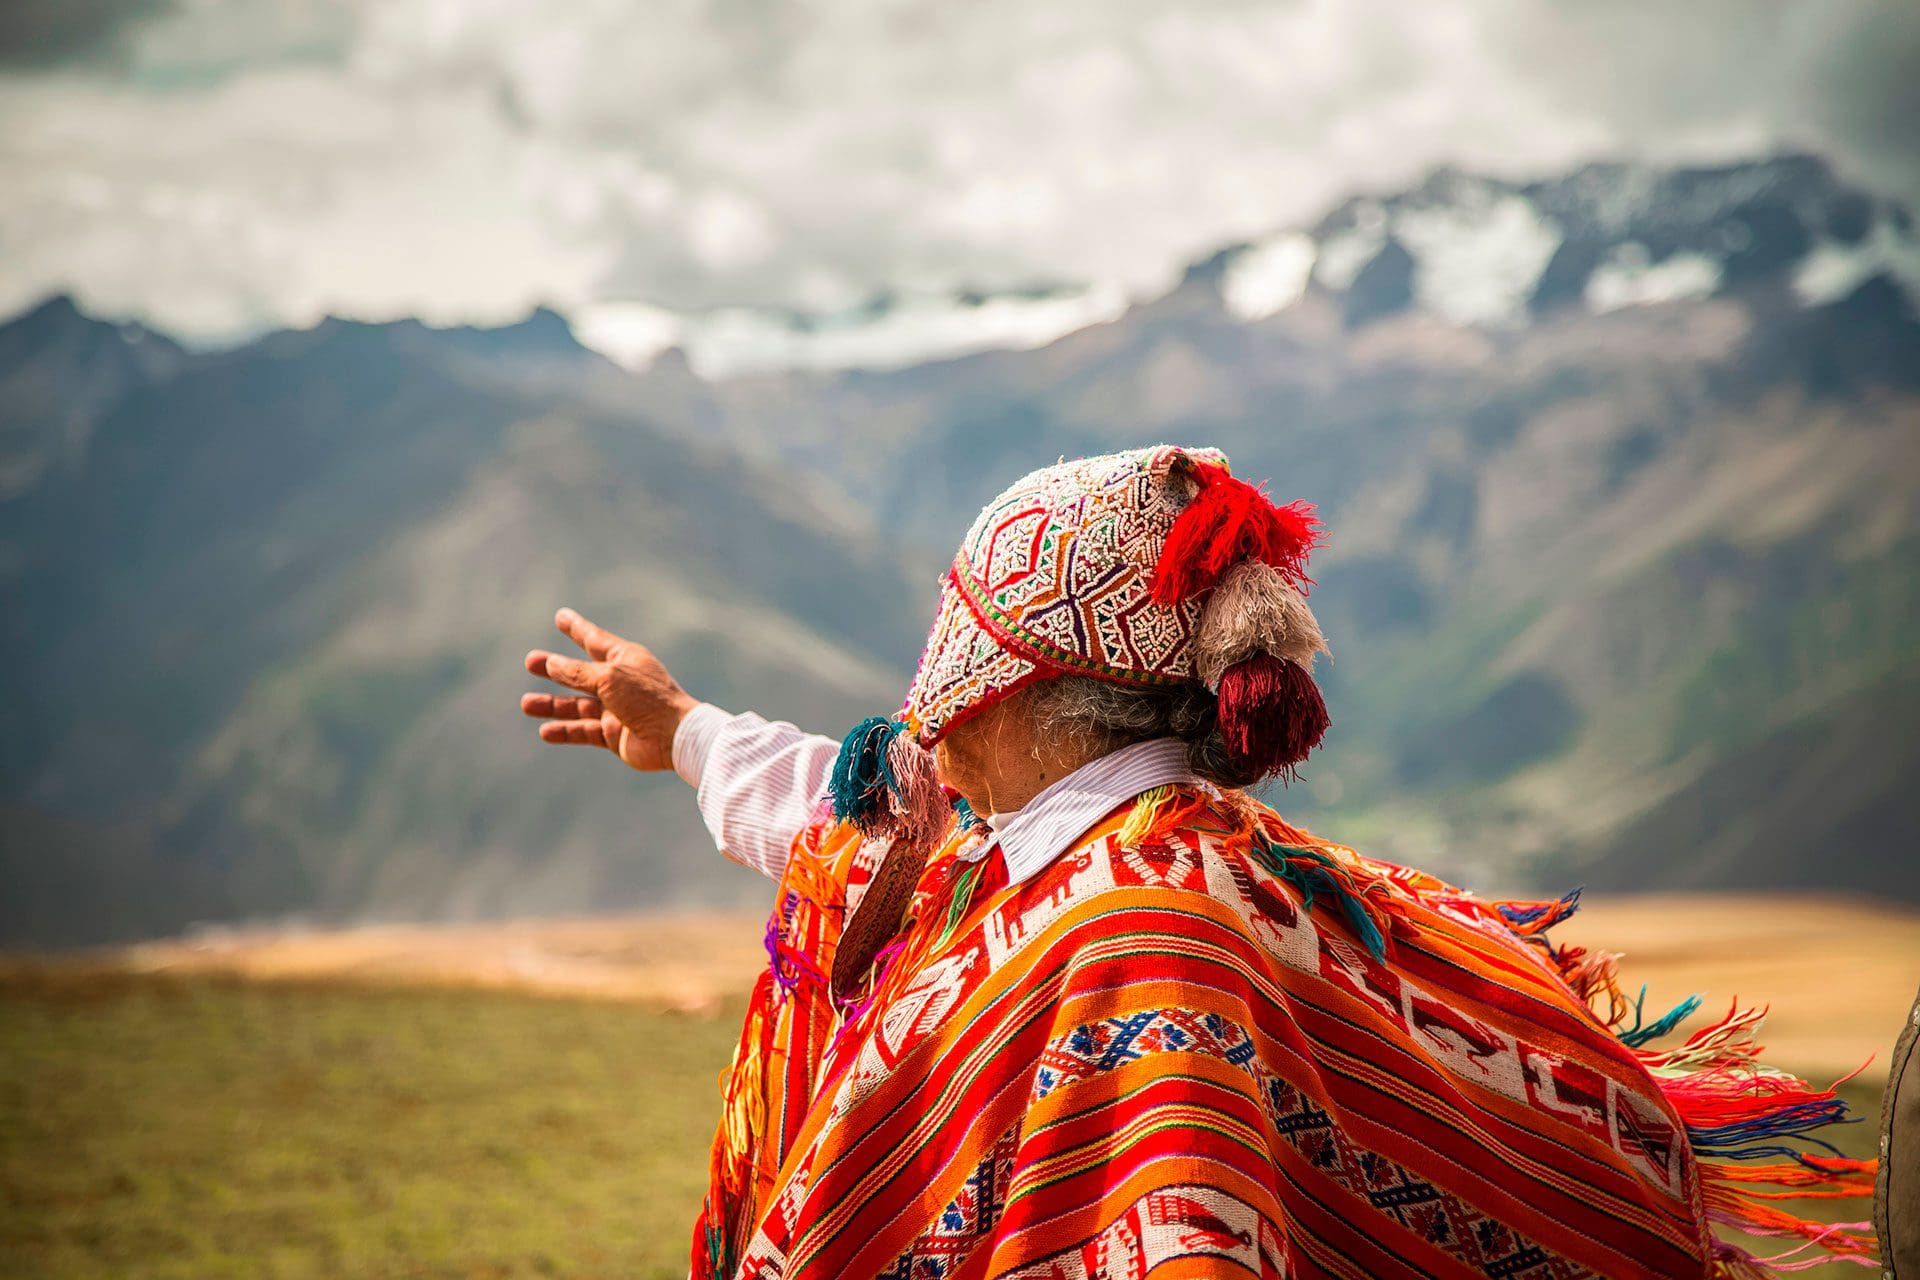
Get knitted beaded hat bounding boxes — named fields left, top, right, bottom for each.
left=828, top=444, right=1331, bottom=845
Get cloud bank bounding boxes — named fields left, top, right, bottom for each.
left=0, top=0, right=1914, bottom=343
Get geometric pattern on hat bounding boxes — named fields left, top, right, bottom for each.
left=904, top=444, right=1229, bottom=744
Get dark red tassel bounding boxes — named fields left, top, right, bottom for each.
left=1150, top=463, right=1321, bottom=603
left=1216, top=652, right=1329, bottom=779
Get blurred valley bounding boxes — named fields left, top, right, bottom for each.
left=3, top=154, right=1917, bottom=947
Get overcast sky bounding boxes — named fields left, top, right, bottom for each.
left=1, top=0, right=1915, bottom=342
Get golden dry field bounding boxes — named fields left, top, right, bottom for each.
left=115, top=911, right=774, bottom=1015
left=114, top=892, right=1920, bottom=1084
left=3, top=893, right=1912, bottom=1278
left=1553, top=893, right=1920, bottom=1085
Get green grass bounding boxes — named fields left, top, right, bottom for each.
left=0, top=970, right=1886, bottom=1278
left=0, top=971, right=742, bottom=1280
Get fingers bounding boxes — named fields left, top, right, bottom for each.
left=524, top=649, right=601, bottom=693
left=519, top=692, right=604, bottom=721
left=555, top=606, right=622, bottom=661
left=537, top=718, right=612, bottom=748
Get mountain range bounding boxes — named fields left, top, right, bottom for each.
left=2, top=153, right=1915, bottom=947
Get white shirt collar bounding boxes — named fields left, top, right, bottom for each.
left=959, top=737, right=1198, bottom=885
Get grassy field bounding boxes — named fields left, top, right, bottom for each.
left=2, top=899, right=1907, bottom=1278
left=0, top=970, right=742, bottom=1279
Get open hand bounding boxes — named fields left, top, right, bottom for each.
left=522, top=607, right=697, bottom=772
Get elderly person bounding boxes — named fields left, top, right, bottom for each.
left=524, top=446, right=1875, bottom=1279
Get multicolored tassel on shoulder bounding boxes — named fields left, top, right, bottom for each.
left=1489, top=889, right=1881, bottom=1275
left=1246, top=830, right=1396, bottom=962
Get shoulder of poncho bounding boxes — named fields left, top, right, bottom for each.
left=1036, top=809, right=1275, bottom=928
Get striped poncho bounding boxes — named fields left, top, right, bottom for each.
left=693, top=787, right=1877, bottom=1279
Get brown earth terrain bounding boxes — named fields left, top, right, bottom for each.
left=47, top=892, right=1920, bottom=1082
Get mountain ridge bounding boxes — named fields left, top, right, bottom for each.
left=2, top=152, right=1914, bottom=947
left=0, top=304, right=931, bottom=946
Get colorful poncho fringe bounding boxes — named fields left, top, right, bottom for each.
left=693, top=788, right=1878, bottom=1279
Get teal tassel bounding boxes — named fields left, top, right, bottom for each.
left=702, top=1217, right=730, bottom=1280
left=1249, top=837, right=1387, bottom=961
left=829, top=716, right=901, bottom=834
left=1618, top=984, right=1704, bottom=1049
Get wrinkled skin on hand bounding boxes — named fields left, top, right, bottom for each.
left=521, top=606, right=697, bottom=772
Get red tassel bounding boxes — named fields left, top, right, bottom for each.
left=1151, top=463, right=1322, bottom=604
left=1216, top=653, right=1329, bottom=778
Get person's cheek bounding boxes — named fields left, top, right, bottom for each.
left=933, top=739, right=970, bottom=796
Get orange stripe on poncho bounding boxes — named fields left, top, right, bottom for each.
left=693, top=790, right=1876, bottom=1279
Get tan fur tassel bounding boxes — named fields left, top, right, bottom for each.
left=1193, top=559, right=1330, bottom=687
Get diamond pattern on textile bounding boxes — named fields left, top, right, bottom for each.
left=904, top=445, right=1231, bottom=742
left=1033, top=1006, right=1591, bottom=1280
left=874, top=1126, right=1019, bottom=1280
left=1194, top=830, right=1690, bottom=1210
left=1110, top=830, right=1209, bottom=893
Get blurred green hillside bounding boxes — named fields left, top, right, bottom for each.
left=2, top=155, right=1917, bottom=946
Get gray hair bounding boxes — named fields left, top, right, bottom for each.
left=1023, top=675, right=1262, bottom=790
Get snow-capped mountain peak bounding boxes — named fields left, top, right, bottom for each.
left=1217, top=154, right=1918, bottom=333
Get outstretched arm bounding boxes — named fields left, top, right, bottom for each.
left=672, top=703, right=839, bottom=880
left=522, top=607, right=837, bottom=879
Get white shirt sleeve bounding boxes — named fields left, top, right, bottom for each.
left=671, top=702, right=839, bottom=881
